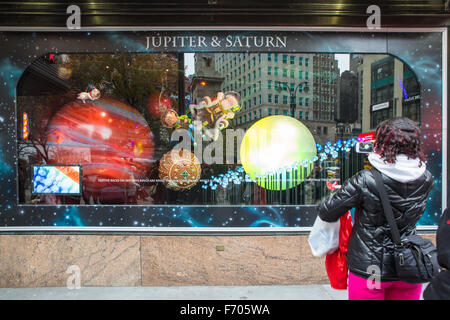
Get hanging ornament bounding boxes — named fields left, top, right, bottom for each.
left=158, top=149, right=201, bottom=191
left=146, top=92, right=174, bottom=118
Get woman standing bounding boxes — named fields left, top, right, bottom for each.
left=317, top=117, right=433, bottom=300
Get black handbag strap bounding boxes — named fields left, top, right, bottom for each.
left=372, top=169, right=402, bottom=246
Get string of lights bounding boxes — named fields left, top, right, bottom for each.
left=202, top=137, right=358, bottom=190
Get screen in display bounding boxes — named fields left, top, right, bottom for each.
left=32, top=165, right=81, bottom=195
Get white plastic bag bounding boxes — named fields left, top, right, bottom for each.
left=308, top=215, right=340, bottom=257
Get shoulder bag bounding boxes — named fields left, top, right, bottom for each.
left=373, top=169, right=440, bottom=284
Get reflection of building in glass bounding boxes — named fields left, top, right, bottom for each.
left=402, top=65, right=421, bottom=122
left=336, top=70, right=360, bottom=139
left=311, top=54, right=339, bottom=144
left=190, top=53, right=224, bottom=104
left=337, top=71, right=358, bottom=123
left=355, top=54, right=421, bottom=133
left=213, top=53, right=313, bottom=129
left=212, top=53, right=339, bottom=145
left=313, top=54, right=339, bottom=121
left=349, top=54, right=364, bottom=134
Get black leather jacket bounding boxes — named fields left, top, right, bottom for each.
left=317, top=168, right=434, bottom=281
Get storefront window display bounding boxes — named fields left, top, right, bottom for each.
left=0, top=29, right=445, bottom=229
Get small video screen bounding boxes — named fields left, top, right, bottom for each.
left=32, top=165, right=81, bottom=195
left=356, top=142, right=374, bottom=154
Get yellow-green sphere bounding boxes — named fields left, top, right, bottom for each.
left=240, top=115, right=317, bottom=190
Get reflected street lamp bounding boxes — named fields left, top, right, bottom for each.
left=276, top=81, right=309, bottom=117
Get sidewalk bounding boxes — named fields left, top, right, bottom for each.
left=0, top=285, right=345, bottom=300
left=0, top=284, right=429, bottom=300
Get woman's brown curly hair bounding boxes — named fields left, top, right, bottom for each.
left=374, top=117, right=426, bottom=165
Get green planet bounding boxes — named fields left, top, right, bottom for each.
left=240, top=115, right=317, bottom=190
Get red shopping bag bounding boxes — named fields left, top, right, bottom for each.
left=325, top=211, right=353, bottom=290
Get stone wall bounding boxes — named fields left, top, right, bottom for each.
left=0, top=233, right=436, bottom=288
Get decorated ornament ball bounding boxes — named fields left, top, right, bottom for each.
left=57, top=66, right=73, bottom=80
left=158, top=149, right=201, bottom=191
left=146, top=92, right=174, bottom=118
left=240, top=115, right=317, bottom=191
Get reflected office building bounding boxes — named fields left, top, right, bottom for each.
left=212, top=53, right=339, bottom=145
left=351, top=54, right=421, bottom=133
left=336, top=70, right=360, bottom=140
left=190, top=53, right=225, bottom=105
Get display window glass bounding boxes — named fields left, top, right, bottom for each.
left=0, top=29, right=444, bottom=228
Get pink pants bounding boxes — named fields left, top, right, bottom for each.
left=348, top=272, right=422, bottom=300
